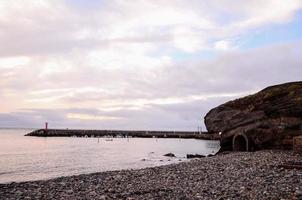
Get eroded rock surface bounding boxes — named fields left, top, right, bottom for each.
left=205, top=82, right=302, bottom=151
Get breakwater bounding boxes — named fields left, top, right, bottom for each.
left=25, top=129, right=219, bottom=140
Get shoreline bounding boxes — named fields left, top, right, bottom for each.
left=1, top=150, right=301, bottom=199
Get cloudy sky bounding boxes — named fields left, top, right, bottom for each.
left=0, top=0, right=302, bottom=130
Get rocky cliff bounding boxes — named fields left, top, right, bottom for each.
left=205, top=81, right=302, bottom=151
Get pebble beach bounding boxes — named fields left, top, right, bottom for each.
left=1, top=150, right=301, bottom=200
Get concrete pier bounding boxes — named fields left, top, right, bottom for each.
left=25, top=129, right=219, bottom=140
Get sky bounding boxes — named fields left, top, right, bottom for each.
left=0, top=0, right=302, bottom=131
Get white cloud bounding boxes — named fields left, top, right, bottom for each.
left=66, top=113, right=121, bottom=121
left=1, top=0, right=300, bottom=57
left=0, top=1, right=302, bottom=129
left=172, top=27, right=207, bottom=52
left=0, top=57, right=31, bottom=69
left=214, top=40, right=233, bottom=50
left=235, top=0, right=302, bottom=26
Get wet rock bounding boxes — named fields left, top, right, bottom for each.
left=163, top=153, right=175, bottom=157
left=186, top=154, right=205, bottom=159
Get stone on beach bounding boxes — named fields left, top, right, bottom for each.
left=163, top=153, right=175, bottom=157
left=186, top=154, right=205, bottom=159
left=1, top=150, right=301, bottom=200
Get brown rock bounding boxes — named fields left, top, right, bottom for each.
left=293, top=136, right=302, bottom=153
left=204, top=82, right=302, bottom=151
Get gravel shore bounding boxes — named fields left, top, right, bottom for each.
left=1, top=150, right=301, bottom=200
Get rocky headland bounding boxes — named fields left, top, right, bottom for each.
left=205, top=81, right=302, bottom=151
left=1, top=150, right=301, bottom=200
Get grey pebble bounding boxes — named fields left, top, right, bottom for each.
left=0, top=150, right=301, bottom=200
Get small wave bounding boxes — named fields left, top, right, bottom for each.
left=0, top=171, right=16, bottom=175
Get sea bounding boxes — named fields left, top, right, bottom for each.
left=0, top=128, right=220, bottom=184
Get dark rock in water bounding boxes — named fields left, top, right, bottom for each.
left=164, top=153, right=175, bottom=157
left=186, top=154, right=205, bottom=159
left=205, top=81, right=302, bottom=151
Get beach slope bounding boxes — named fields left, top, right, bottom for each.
left=0, top=151, right=301, bottom=199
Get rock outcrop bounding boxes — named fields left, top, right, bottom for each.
left=205, top=81, right=302, bottom=151
left=186, top=154, right=206, bottom=159
left=164, top=153, right=176, bottom=157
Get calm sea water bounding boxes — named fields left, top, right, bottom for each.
left=0, top=129, right=220, bottom=184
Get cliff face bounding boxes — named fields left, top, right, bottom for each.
left=204, top=82, right=302, bottom=151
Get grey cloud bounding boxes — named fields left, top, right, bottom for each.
left=5, top=41, right=300, bottom=110
left=152, top=41, right=302, bottom=96
left=0, top=93, right=241, bottom=131
left=2, top=0, right=300, bottom=58
left=0, top=1, right=301, bottom=130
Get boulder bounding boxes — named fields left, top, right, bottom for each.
left=164, top=153, right=175, bottom=157
left=205, top=82, right=302, bottom=151
left=186, top=154, right=205, bottom=159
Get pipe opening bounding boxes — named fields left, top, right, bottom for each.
left=233, top=135, right=248, bottom=151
